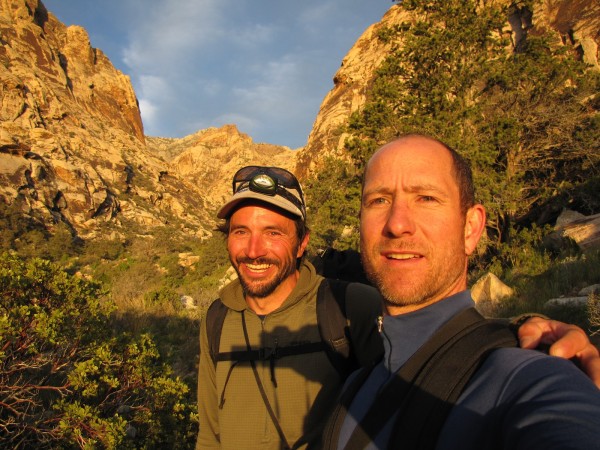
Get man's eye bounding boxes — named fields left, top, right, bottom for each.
left=370, top=197, right=388, bottom=206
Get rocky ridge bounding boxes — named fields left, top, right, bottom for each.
left=297, top=0, right=600, bottom=177
left=0, top=0, right=296, bottom=238
left=147, top=125, right=297, bottom=212
left=0, top=0, right=598, bottom=240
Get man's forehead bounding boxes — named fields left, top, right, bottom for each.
left=366, top=139, right=451, bottom=178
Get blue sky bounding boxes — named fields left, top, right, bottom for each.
left=43, top=0, right=394, bottom=148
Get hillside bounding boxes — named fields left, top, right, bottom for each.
left=0, top=0, right=297, bottom=240
left=1, top=0, right=597, bottom=242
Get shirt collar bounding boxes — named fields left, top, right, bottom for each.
left=381, top=291, right=474, bottom=371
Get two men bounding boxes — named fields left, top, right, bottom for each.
left=197, top=159, right=600, bottom=449
left=324, top=135, right=600, bottom=448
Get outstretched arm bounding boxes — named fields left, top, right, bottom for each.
left=518, top=316, right=600, bottom=388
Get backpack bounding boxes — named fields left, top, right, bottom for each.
left=310, top=248, right=371, bottom=286
left=205, top=277, right=378, bottom=381
left=322, top=307, right=519, bottom=450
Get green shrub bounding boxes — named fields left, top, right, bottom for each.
left=0, top=252, right=197, bottom=449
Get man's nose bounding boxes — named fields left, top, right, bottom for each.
left=245, top=234, right=267, bottom=259
left=383, top=201, right=416, bottom=237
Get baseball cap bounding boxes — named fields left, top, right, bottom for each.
left=217, top=166, right=306, bottom=220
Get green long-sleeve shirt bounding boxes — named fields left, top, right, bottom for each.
left=196, top=260, right=383, bottom=449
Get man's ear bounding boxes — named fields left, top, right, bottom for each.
left=464, top=204, right=486, bottom=256
left=297, top=232, right=310, bottom=259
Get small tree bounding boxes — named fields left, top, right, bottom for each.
left=0, top=252, right=197, bottom=449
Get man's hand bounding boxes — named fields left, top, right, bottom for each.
left=518, top=316, right=600, bottom=388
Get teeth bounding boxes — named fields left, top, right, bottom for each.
left=387, top=254, right=419, bottom=260
left=246, top=263, right=272, bottom=270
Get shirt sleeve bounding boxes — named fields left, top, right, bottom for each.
left=196, top=314, right=221, bottom=449
left=441, top=348, right=600, bottom=450
left=498, top=353, right=600, bottom=449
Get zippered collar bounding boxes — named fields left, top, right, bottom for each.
left=379, top=291, right=474, bottom=372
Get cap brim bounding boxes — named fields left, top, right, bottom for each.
left=217, top=190, right=304, bottom=220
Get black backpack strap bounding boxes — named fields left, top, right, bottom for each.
left=216, top=342, right=324, bottom=363
left=208, top=280, right=351, bottom=372
left=208, top=279, right=364, bottom=381
left=205, top=299, right=228, bottom=365
left=317, top=278, right=360, bottom=380
left=342, top=307, right=518, bottom=450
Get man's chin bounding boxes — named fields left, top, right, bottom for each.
left=373, top=277, right=426, bottom=308
left=239, top=278, right=279, bottom=299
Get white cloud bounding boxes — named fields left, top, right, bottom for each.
left=122, top=0, right=227, bottom=72
left=138, top=98, right=159, bottom=130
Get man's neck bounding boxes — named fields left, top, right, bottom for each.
left=385, top=283, right=468, bottom=316
left=245, top=271, right=300, bottom=315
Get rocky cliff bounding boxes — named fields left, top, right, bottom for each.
left=0, top=0, right=296, bottom=238
left=1, top=0, right=597, bottom=239
left=296, top=0, right=599, bottom=177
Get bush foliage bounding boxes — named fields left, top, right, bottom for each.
left=0, top=252, right=197, bottom=449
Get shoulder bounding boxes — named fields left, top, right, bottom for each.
left=440, top=348, right=600, bottom=448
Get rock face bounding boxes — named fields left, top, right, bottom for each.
left=0, top=0, right=169, bottom=237
left=296, top=0, right=600, bottom=177
left=147, top=125, right=297, bottom=211
left=0, top=0, right=296, bottom=238
left=0, top=0, right=597, bottom=239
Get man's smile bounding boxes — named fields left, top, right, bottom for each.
left=386, top=253, right=421, bottom=260
left=244, top=263, right=274, bottom=272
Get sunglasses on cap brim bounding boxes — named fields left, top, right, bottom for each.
left=232, top=166, right=306, bottom=218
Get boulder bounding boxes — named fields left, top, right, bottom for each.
left=471, top=273, right=515, bottom=304
left=550, top=210, right=600, bottom=252
left=579, top=284, right=600, bottom=296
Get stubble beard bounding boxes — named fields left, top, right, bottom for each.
left=233, top=254, right=298, bottom=299
left=364, top=262, right=437, bottom=309
left=361, top=242, right=464, bottom=311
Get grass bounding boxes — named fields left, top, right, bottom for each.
left=482, top=250, right=600, bottom=337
